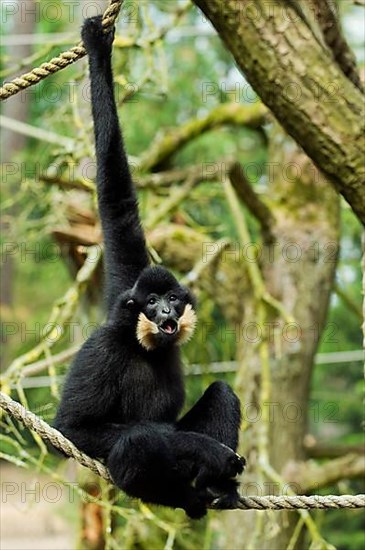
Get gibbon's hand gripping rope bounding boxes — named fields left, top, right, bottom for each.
left=0, top=0, right=123, bottom=101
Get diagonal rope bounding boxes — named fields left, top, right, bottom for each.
left=1, top=391, right=364, bottom=510
left=0, top=0, right=124, bottom=101
left=0, top=391, right=110, bottom=480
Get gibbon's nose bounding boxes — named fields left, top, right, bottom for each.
left=160, top=300, right=171, bottom=315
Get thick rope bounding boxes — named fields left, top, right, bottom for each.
left=233, top=494, right=365, bottom=511
left=0, top=0, right=123, bottom=101
left=0, top=391, right=110, bottom=480
left=1, top=391, right=364, bottom=510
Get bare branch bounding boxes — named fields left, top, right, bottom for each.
left=305, top=441, right=364, bottom=459
left=228, top=162, right=275, bottom=243
left=311, top=0, right=364, bottom=92
left=42, top=161, right=236, bottom=192
left=334, top=282, right=362, bottom=320
left=137, top=162, right=233, bottom=188
left=22, top=346, right=80, bottom=378
left=286, top=454, right=365, bottom=492
left=0, top=114, right=74, bottom=148
left=40, top=173, right=94, bottom=192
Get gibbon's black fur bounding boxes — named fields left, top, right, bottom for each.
left=54, top=16, right=244, bottom=519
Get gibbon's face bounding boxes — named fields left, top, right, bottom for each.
left=128, top=266, right=197, bottom=351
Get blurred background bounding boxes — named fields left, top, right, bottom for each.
left=1, top=1, right=364, bottom=549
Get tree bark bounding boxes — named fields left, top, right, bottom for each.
left=193, top=0, right=365, bottom=224
left=212, top=127, right=340, bottom=549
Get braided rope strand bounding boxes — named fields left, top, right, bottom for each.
left=0, top=391, right=111, bottom=481
left=233, top=494, right=365, bottom=510
left=0, top=0, right=124, bottom=101
left=1, top=391, right=364, bottom=510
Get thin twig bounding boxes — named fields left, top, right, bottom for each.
left=229, top=162, right=275, bottom=243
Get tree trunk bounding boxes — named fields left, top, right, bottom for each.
left=213, top=127, right=340, bottom=549
left=193, top=0, right=365, bottom=224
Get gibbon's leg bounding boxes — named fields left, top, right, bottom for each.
left=177, top=381, right=241, bottom=452
left=55, top=423, right=123, bottom=458
left=107, top=423, right=208, bottom=519
left=177, top=382, right=244, bottom=507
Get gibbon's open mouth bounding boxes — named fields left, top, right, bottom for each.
left=159, top=319, right=178, bottom=335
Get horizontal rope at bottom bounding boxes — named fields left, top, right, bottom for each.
left=1, top=392, right=364, bottom=511
left=232, top=494, right=365, bottom=510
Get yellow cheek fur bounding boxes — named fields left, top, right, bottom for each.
left=136, top=313, right=159, bottom=351
left=136, top=304, right=197, bottom=351
left=176, top=304, right=197, bottom=345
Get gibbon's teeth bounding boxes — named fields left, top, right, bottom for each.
left=177, top=304, right=197, bottom=345
left=160, top=320, right=178, bottom=335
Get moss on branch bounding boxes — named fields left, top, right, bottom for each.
left=140, top=102, right=267, bottom=172
left=193, top=0, right=365, bottom=223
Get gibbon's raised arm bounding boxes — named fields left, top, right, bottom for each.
left=82, top=18, right=149, bottom=311
left=55, top=17, right=245, bottom=520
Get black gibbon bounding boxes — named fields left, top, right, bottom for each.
left=54, top=16, right=244, bottom=519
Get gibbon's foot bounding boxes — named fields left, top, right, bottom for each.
left=81, top=15, right=115, bottom=55
left=216, top=443, right=246, bottom=481
left=210, top=493, right=242, bottom=510
left=201, top=478, right=242, bottom=510
left=223, top=450, right=245, bottom=478
left=196, top=451, right=245, bottom=510
left=217, top=441, right=246, bottom=471
left=184, top=492, right=209, bottom=520
left=220, top=445, right=246, bottom=474
left=195, top=444, right=246, bottom=489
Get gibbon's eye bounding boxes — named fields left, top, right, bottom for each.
left=148, top=297, right=157, bottom=305
left=169, top=295, right=177, bottom=303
